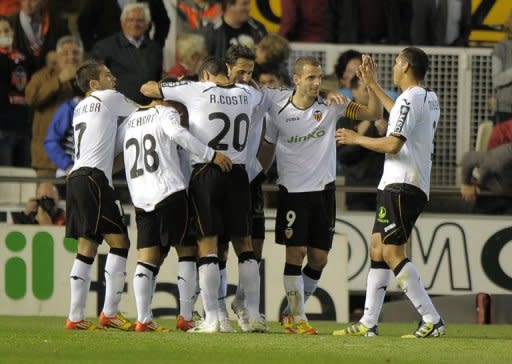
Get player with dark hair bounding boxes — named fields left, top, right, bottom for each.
left=119, top=97, right=231, bottom=332
left=65, top=60, right=137, bottom=331
left=333, top=47, right=446, bottom=338
left=140, top=56, right=266, bottom=333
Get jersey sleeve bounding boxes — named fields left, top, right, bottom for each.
left=264, top=110, right=278, bottom=144
left=103, top=90, right=138, bottom=117
left=388, top=94, right=416, bottom=141
left=158, top=106, right=215, bottom=162
left=261, top=87, right=291, bottom=112
left=115, top=118, right=129, bottom=155
left=159, top=80, right=195, bottom=104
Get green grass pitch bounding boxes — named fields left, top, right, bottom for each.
left=2, top=316, right=512, bottom=364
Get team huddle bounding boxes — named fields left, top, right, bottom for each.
left=64, top=44, right=446, bottom=338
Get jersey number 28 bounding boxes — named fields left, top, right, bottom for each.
left=125, top=134, right=159, bottom=178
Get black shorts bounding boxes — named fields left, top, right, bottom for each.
left=66, top=167, right=127, bottom=244
left=135, top=190, right=190, bottom=255
left=372, top=183, right=427, bottom=245
left=275, top=184, right=336, bottom=251
left=189, top=164, right=250, bottom=239
left=250, top=172, right=266, bottom=240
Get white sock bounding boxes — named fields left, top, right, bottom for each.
left=284, top=274, right=305, bottom=322
left=218, top=265, right=229, bottom=320
left=283, top=267, right=320, bottom=315
left=303, top=275, right=318, bottom=303
left=178, top=260, right=197, bottom=320
left=395, top=261, right=440, bottom=324
left=133, top=263, right=156, bottom=324
left=238, top=257, right=260, bottom=320
left=234, top=284, right=245, bottom=305
left=102, top=252, right=127, bottom=317
left=359, top=268, right=391, bottom=328
left=69, top=258, right=92, bottom=322
left=198, top=256, right=220, bottom=324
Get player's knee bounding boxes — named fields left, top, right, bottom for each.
left=307, top=253, right=328, bottom=271
left=77, top=238, right=98, bottom=257
left=232, top=236, right=252, bottom=256
left=137, top=246, right=161, bottom=265
left=175, top=245, right=197, bottom=258
left=286, top=246, right=306, bottom=265
left=105, top=233, right=130, bottom=249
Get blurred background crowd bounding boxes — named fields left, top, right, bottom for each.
left=1, top=0, right=512, bottom=224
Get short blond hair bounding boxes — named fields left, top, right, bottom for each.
left=177, top=33, right=206, bottom=63
left=293, top=56, right=321, bottom=76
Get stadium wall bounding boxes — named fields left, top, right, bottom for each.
left=0, top=216, right=349, bottom=323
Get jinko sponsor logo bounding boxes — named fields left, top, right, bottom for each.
left=287, top=129, right=325, bottom=143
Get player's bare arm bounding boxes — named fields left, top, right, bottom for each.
left=336, top=128, right=404, bottom=154
left=258, top=140, right=276, bottom=172
left=358, top=55, right=395, bottom=113
left=140, top=81, right=161, bottom=99
left=212, top=152, right=232, bottom=172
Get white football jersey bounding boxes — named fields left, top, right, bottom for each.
left=118, top=105, right=215, bottom=212
left=378, top=86, right=440, bottom=197
left=71, top=89, right=137, bottom=186
left=245, top=87, right=292, bottom=181
left=265, top=95, right=351, bottom=193
left=159, top=80, right=262, bottom=165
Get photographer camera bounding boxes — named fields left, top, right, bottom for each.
left=12, top=182, right=66, bottom=225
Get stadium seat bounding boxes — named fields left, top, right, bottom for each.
left=0, top=167, right=37, bottom=205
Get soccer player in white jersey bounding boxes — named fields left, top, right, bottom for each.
left=260, top=56, right=381, bottom=335
left=223, top=45, right=295, bottom=332
left=140, top=57, right=266, bottom=333
left=117, top=99, right=231, bottom=332
left=333, top=47, right=446, bottom=338
left=65, top=60, right=137, bottom=331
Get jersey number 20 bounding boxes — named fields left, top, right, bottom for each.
left=208, top=112, right=249, bottom=152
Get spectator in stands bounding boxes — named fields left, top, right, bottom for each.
left=176, top=0, right=222, bottom=32
left=0, top=0, right=20, bottom=16
left=90, top=3, right=162, bottom=105
left=325, top=0, right=404, bottom=45
left=410, top=0, right=471, bottom=47
left=487, top=119, right=512, bottom=150
left=335, top=49, right=363, bottom=98
left=25, top=35, right=83, bottom=178
left=460, top=142, right=512, bottom=215
left=255, top=32, right=290, bottom=66
left=254, top=32, right=291, bottom=86
left=11, top=0, right=69, bottom=73
left=324, top=0, right=358, bottom=44
left=336, top=76, right=386, bottom=210
left=78, top=0, right=170, bottom=52
left=253, top=62, right=289, bottom=88
left=167, top=32, right=207, bottom=78
left=0, top=15, right=31, bottom=167
left=492, top=10, right=512, bottom=124
left=335, top=49, right=399, bottom=100
left=12, top=182, right=66, bottom=225
left=279, top=0, right=326, bottom=42
left=44, top=91, right=83, bottom=178
left=203, top=0, right=266, bottom=60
